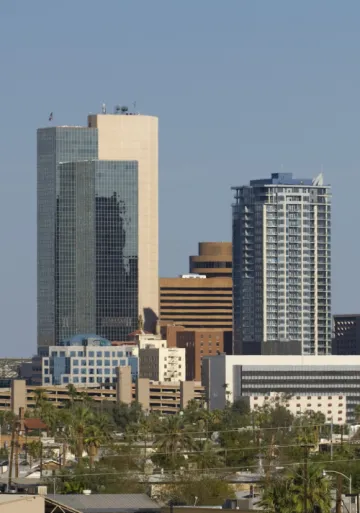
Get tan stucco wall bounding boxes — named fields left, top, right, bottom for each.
left=0, top=496, right=44, bottom=512
left=88, top=114, right=159, bottom=331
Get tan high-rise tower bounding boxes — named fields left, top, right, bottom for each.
left=37, top=111, right=158, bottom=346
left=88, top=114, right=159, bottom=333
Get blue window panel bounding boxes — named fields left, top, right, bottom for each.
left=44, top=377, right=50, bottom=383
left=97, top=368, right=103, bottom=374
left=44, top=369, right=49, bottom=375
left=81, top=377, right=86, bottom=383
left=120, top=359, right=126, bottom=366
left=81, top=360, right=87, bottom=366
left=60, top=352, right=66, bottom=357
left=70, top=351, right=76, bottom=357
left=81, top=368, right=87, bottom=375
left=51, top=352, right=58, bottom=357
left=88, top=351, right=94, bottom=357
left=113, top=360, right=118, bottom=366
left=88, top=360, right=94, bottom=366
left=104, top=351, right=110, bottom=357
left=78, top=351, right=84, bottom=357
left=96, top=377, right=102, bottom=383
left=105, top=369, right=110, bottom=375
left=97, top=351, right=102, bottom=357
left=73, top=360, right=79, bottom=366
left=96, top=360, right=102, bottom=366
left=117, top=351, right=123, bottom=357
left=73, top=368, right=79, bottom=375
left=89, top=368, right=94, bottom=375
left=63, top=377, right=69, bottom=384
left=89, top=377, right=94, bottom=383
left=73, top=377, right=79, bottom=383
left=104, top=360, right=110, bottom=366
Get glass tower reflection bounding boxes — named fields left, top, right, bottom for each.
left=37, top=127, right=138, bottom=346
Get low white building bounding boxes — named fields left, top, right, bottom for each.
left=249, top=392, right=346, bottom=425
left=139, top=346, right=185, bottom=382
left=202, top=353, right=360, bottom=422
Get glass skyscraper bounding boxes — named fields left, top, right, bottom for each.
left=37, top=120, right=145, bottom=346
left=232, top=172, right=331, bottom=356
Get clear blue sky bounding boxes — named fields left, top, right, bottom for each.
left=0, top=0, right=359, bottom=356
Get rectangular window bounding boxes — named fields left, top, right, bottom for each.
left=97, top=368, right=103, bottom=374
left=63, top=377, right=69, bottom=384
left=113, top=360, right=118, bottom=366
left=105, top=369, right=110, bottom=375
left=97, top=351, right=102, bottom=357
left=73, top=369, right=79, bottom=375
left=78, top=352, right=83, bottom=357
left=81, top=377, right=86, bottom=383
left=73, top=377, right=79, bottom=383
left=81, top=368, right=86, bottom=375
left=88, top=351, right=94, bottom=357
left=70, top=351, right=76, bottom=357
left=96, top=360, right=102, bottom=366
left=88, top=360, right=94, bottom=366
left=104, top=351, right=110, bottom=357
left=73, top=360, right=79, bottom=366
left=104, top=360, right=110, bottom=366
left=117, top=351, right=123, bottom=357
left=81, top=360, right=87, bottom=366
left=120, top=359, right=126, bottom=366
left=51, top=352, right=58, bottom=357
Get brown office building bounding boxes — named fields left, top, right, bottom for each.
left=165, top=325, right=226, bottom=381
left=160, top=242, right=232, bottom=332
left=189, top=242, right=232, bottom=278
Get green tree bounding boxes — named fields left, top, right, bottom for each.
left=153, top=415, right=195, bottom=470
left=161, top=475, right=235, bottom=506
left=190, top=439, right=222, bottom=471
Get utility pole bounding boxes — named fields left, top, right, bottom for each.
left=336, top=474, right=343, bottom=513
left=330, top=417, right=333, bottom=461
left=303, top=445, right=309, bottom=513
left=8, top=420, right=16, bottom=491
left=40, top=442, right=43, bottom=478
left=14, top=423, right=19, bottom=478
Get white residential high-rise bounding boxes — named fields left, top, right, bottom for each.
left=232, top=173, right=331, bottom=355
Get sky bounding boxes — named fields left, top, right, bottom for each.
left=0, top=0, right=360, bottom=356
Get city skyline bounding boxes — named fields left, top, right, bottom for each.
left=2, top=1, right=360, bottom=355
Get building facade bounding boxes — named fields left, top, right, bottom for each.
left=139, top=346, right=185, bottom=382
left=189, top=242, right=232, bottom=278
left=232, top=172, right=331, bottom=355
left=37, top=111, right=158, bottom=346
left=332, top=314, right=360, bottom=355
left=165, top=326, right=226, bottom=381
left=249, top=392, right=346, bottom=425
left=160, top=275, right=232, bottom=331
left=202, top=354, right=360, bottom=422
left=33, top=334, right=138, bottom=386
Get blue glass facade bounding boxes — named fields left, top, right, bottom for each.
left=37, top=127, right=138, bottom=345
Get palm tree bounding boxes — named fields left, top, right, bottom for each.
left=84, top=425, right=103, bottom=467
left=259, top=477, right=293, bottom=513
left=34, top=389, right=48, bottom=410
left=190, top=439, right=222, bottom=471
left=154, top=415, right=195, bottom=469
left=66, top=384, right=79, bottom=405
left=288, top=464, right=331, bottom=513
left=66, top=405, right=94, bottom=461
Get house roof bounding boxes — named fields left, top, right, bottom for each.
left=50, top=494, right=160, bottom=513
left=23, top=418, right=47, bottom=430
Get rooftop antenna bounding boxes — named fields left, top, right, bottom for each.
left=102, top=103, right=106, bottom=114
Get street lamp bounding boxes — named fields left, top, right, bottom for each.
left=323, top=470, right=352, bottom=513
left=323, top=470, right=352, bottom=494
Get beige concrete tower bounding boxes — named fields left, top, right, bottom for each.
left=88, top=113, right=159, bottom=332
